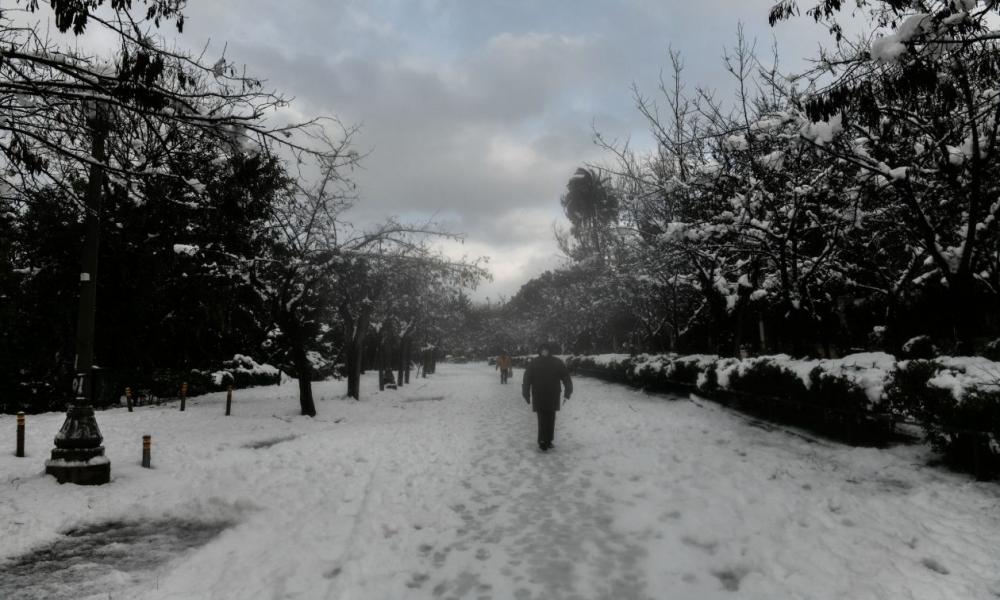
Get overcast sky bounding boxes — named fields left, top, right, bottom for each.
left=45, top=0, right=846, bottom=301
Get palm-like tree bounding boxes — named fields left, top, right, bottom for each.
left=560, top=168, right=619, bottom=264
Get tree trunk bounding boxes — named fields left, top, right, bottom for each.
left=346, top=340, right=360, bottom=399
left=758, top=316, right=767, bottom=354
left=346, top=311, right=371, bottom=400
left=377, top=336, right=386, bottom=391
left=403, top=338, right=412, bottom=384
left=397, top=334, right=408, bottom=387
left=733, top=302, right=745, bottom=357
left=292, top=344, right=316, bottom=417
left=347, top=333, right=362, bottom=399
left=950, top=273, right=980, bottom=353
left=286, top=320, right=316, bottom=417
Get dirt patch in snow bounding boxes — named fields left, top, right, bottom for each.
left=0, top=518, right=231, bottom=599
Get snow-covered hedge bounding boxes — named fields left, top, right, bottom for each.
left=557, top=351, right=1000, bottom=475
left=153, top=355, right=283, bottom=399
left=885, top=358, right=1000, bottom=478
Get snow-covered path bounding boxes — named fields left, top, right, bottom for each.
left=2, top=363, right=999, bottom=599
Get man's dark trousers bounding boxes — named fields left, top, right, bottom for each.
left=537, top=410, right=556, bottom=446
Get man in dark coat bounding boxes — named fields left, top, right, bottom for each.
left=522, top=342, right=572, bottom=451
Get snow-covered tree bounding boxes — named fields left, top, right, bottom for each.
left=771, top=0, right=1000, bottom=349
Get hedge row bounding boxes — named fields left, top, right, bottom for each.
left=539, top=352, right=1000, bottom=479
left=95, top=355, right=283, bottom=408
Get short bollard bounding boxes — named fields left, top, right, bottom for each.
left=142, top=435, right=151, bottom=468
left=225, top=385, right=233, bottom=416
left=16, top=412, right=25, bottom=457
left=180, top=382, right=188, bottom=412
left=126, top=386, right=133, bottom=412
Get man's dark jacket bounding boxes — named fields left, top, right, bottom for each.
left=522, top=354, right=573, bottom=412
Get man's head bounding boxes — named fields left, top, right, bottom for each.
left=538, top=341, right=556, bottom=356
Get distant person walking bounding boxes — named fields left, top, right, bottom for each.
left=496, top=351, right=513, bottom=384
left=522, top=343, right=572, bottom=451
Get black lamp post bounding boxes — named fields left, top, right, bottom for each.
left=45, top=104, right=111, bottom=485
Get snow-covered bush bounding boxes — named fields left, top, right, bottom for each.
left=629, top=354, right=678, bottom=389
left=984, top=338, right=1000, bottom=362
left=184, top=355, right=283, bottom=397
left=560, top=350, right=999, bottom=463
left=305, top=351, right=340, bottom=381
left=565, top=354, right=633, bottom=382
left=807, top=369, right=878, bottom=416
left=724, top=357, right=809, bottom=405
left=900, top=336, right=938, bottom=360
left=220, top=354, right=282, bottom=388
left=666, top=354, right=718, bottom=386
left=697, top=358, right=737, bottom=395
left=884, top=360, right=948, bottom=419
left=562, top=351, right=901, bottom=445
left=886, top=358, right=1000, bottom=478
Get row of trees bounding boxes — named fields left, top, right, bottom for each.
left=493, top=0, right=1000, bottom=358
left=0, top=1, right=486, bottom=415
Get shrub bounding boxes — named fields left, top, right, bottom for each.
left=668, top=355, right=714, bottom=386
left=883, top=360, right=951, bottom=420
left=629, top=355, right=673, bottom=389
left=984, top=338, right=1000, bottom=362
left=938, top=386, right=1000, bottom=444
left=565, top=354, right=632, bottom=383
left=698, top=358, right=737, bottom=395
left=725, top=358, right=809, bottom=404
left=922, top=385, right=1000, bottom=479
left=219, top=354, right=282, bottom=388
left=697, top=363, right=719, bottom=394
left=808, top=368, right=874, bottom=416
left=900, top=335, right=938, bottom=360
left=886, top=358, right=1000, bottom=478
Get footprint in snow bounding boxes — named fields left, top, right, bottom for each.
left=406, top=573, right=430, bottom=589
left=433, top=550, right=448, bottom=567
left=322, top=566, right=341, bottom=579
left=712, top=566, right=750, bottom=592
left=921, top=557, right=950, bottom=575
left=681, top=535, right=718, bottom=555
left=475, top=548, right=491, bottom=561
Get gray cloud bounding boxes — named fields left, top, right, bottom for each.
left=50, top=0, right=851, bottom=300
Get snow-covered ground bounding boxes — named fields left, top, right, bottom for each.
left=2, top=363, right=999, bottom=599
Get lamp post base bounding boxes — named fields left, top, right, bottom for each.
left=45, top=453, right=111, bottom=485
left=46, top=405, right=111, bottom=485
